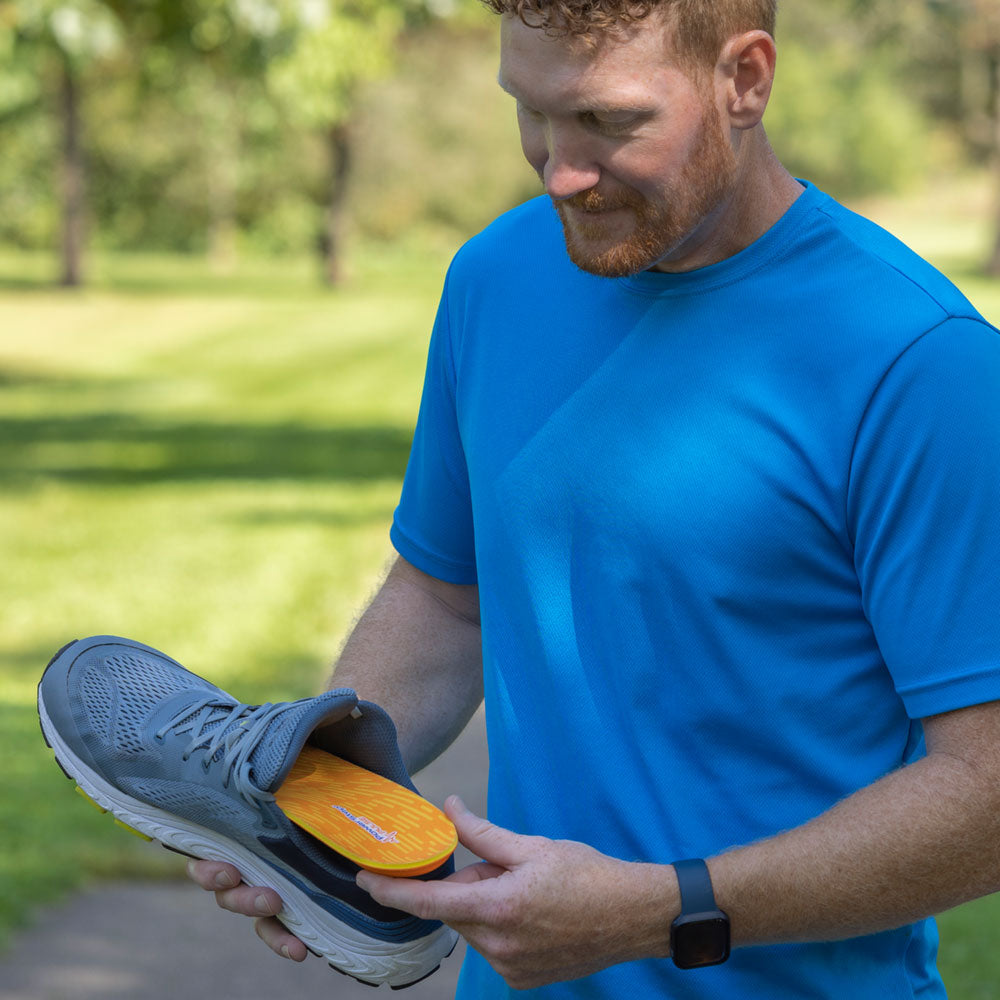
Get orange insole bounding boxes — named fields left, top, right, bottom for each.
left=274, top=745, right=457, bottom=877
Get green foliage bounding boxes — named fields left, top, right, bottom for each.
left=5, top=0, right=124, bottom=65
left=0, top=0, right=498, bottom=260
left=348, top=23, right=539, bottom=242
left=267, top=0, right=404, bottom=129
left=0, top=0, right=994, bottom=264
left=766, top=40, right=933, bottom=197
left=764, top=0, right=958, bottom=198
left=0, top=110, right=57, bottom=250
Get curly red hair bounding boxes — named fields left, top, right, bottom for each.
left=482, top=0, right=777, bottom=66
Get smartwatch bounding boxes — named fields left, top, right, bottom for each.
left=669, top=857, right=731, bottom=969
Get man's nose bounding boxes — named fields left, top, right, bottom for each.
left=543, top=132, right=601, bottom=200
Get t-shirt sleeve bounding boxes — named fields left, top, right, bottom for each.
left=390, top=268, right=477, bottom=585
left=848, top=315, right=1000, bottom=719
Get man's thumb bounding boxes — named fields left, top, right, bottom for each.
left=445, top=796, right=529, bottom=869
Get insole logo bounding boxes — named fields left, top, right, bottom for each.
left=331, top=805, right=399, bottom=844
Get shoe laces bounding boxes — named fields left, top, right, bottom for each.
left=155, top=698, right=293, bottom=806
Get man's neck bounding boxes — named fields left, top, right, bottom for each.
left=651, top=129, right=804, bottom=274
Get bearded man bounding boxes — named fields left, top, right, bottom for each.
left=189, top=2, right=1000, bottom=997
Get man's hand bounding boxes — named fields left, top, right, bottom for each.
left=186, top=796, right=678, bottom=986
left=356, top=797, right=676, bottom=990
left=185, top=859, right=308, bottom=962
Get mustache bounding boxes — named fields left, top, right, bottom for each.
left=558, top=188, right=642, bottom=212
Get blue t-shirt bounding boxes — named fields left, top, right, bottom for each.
left=391, top=182, right=1000, bottom=999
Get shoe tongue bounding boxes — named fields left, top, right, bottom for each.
left=244, top=689, right=359, bottom=792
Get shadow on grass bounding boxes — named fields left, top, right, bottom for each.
left=0, top=256, right=322, bottom=298
left=232, top=507, right=391, bottom=528
left=0, top=370, right=77, bottom=389
left=0, top=275, right=60, bottom=293
left=2, top=640, right=72, bottom=683
left=0, top=413, right=413, bottom=485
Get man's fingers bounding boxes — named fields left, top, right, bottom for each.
left=446, top=795, right=533, bottom=869
left=355, top=800, right=534, bottom=921
left=186, top=859, right=284, bottom=917
left=254, top=917, right=309, bottom=961
left=446, top=861, right=508, bottom=885
left=356, top=870, right=480, bottom=924
left=185, top=859, right=306, bottom=961
left=186, top=858, right=242, bottom=891
left=214, top=883, right=285, bottom=918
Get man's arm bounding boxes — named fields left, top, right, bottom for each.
left=327, top=554, right=483, bottom=774
left=708, top=699, right=1000, bottom=945
left=187, top=554, right=483, bottom=960
left=358, top=698, right=1000, bottom=989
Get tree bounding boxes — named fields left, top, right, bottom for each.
left=766, top=1, right=935, bottom=198
left=959, top=0, right=1000, bottom=276
left=113, top=0, right=436, bottom=284
left=118, top=0, right=440, bottom=284
left=266, top=0, right=415, bottom=284
left=107, top=0, right=286, bottom=270
left=776, top=0, right=1000, bottom=276
left=0, top=0, right=124, bottom=286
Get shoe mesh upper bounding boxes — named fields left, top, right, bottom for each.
left=80, top=666, right=113, bottom=742
left=85, top=648, right=206, bottom=754
left=121, top=778, right=254, bottom=830
left=249, top=702, right=332, bottom=789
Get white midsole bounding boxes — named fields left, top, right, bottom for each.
left=37, top=692, right=458, bottom=987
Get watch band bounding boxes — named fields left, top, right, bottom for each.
left=673, top=857, right=718, bottom=913
left=670, top=857, right=731, bottom=969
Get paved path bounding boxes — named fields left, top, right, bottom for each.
left=0, top=709, right=489, bottom=1000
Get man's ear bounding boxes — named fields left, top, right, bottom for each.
left=717, top=30, right=777, bottom=130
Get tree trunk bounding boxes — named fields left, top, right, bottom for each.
left=58, top=54, right=85, bottom=288
left=322, top=121, right=352, bottom=287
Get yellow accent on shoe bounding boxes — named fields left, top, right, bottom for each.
left=114, top=818, right=154, bottom=841
left=75, top=786, right=107, bottom=813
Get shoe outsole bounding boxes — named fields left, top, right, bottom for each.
left=37, top=643, right=458, bottom=990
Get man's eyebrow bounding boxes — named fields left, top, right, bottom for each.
left=497, top=73, right=655, bottom=117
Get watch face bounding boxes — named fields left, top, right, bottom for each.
left=672, top=916, right=731, bottom=969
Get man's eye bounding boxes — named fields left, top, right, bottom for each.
left=582, top=112, right=636, bottom=134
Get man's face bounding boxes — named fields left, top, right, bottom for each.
left=499, top=14, right=739, bottom=276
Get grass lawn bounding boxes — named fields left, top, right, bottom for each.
left=1, top=180, right=999, bottom=995
left=0, top=239, right=454, bottom=943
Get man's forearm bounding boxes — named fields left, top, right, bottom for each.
left=327, top=555, right=484, bottom=774
left=357, top=745, right=1000, bottom=990
left=704, top=746, right=1000, bottom=948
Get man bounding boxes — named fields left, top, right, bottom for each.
left=188, top=1, right=1000, bottom=996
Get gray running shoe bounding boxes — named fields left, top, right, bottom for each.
left=37, top=635, right=458, bottom=989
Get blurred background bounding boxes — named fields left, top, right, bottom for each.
left=1, top=0, right=999, bottom=996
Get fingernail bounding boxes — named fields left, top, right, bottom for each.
left=255, top=894, right=271, bottom=914
left=214, top=870, right=235, bottom=888
left=280, top=945, right=291, bottom=960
